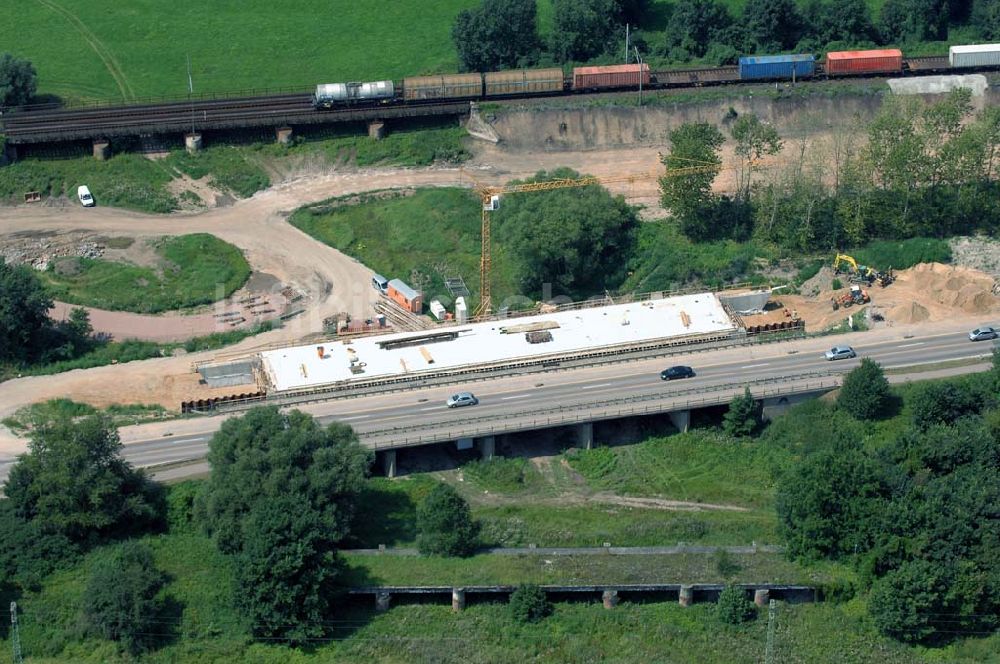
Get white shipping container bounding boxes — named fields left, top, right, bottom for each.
left=455, top=297, right=468, bottom=324
left=949, top=44, right=1000, bottom=68
left=429, top=300, right=446, bottom=320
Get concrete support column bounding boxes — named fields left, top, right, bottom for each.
left=452, top=588, right=466, bottom=612
left=92, top=139, right=110, bottom=160
left=576, top=422, right=594, bottom=450
left=382, top=450, right=397, bottom=478
left=375, top=591, right=391, bottom=613
left=668, top=409, right=690, bottom=433
left=478, top=436, right=495, bottom=461
left=368, top=120, right=386, bottom=140
left=602, top=590, right=619, bottom=609
left=275, top=126, right=293, bottom=145
left=754, top=588, right=770, bottom=607
left=1, top=142, right=16, bottom=165
left=679, top=585, right=693, bottom=607
left=185, top=132, right=203, bottom=153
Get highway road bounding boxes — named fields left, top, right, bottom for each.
left=0, top=321, right=995, bottom=484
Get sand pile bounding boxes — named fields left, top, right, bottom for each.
left=889, top=301, right=930, bottom=324
left=897, top=263, right=1000, bottom=315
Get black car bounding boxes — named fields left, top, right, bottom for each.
left=660, top=365, right=695, bottom=381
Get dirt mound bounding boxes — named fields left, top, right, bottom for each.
left=889, top=301, right=930, bottom=324
left=897, top=262, right=1000, bottom=315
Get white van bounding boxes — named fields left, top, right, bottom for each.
left=77, top=185, right=95, bottom=207
left=372, top=273, right=388, bottom=294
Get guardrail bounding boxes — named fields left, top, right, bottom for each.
left=355, top=372, right=841, bottom=450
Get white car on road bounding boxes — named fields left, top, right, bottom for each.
left=77, top=185, right=95, bottom=207
left=824, top=346, right=857, bottom=361
left=446, top=392, right=479, bottom=408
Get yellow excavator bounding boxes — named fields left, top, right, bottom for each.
left=833, top=254, right=894, bottom=288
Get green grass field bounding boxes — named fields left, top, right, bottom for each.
left=38, top=233, right=250, bottom=313
left=290, top=187, right=519, bottom=310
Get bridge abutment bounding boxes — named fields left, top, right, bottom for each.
left=275, top=126, right=293, bottom=145
left=368, top=120, right=386, bottom=140
left=185, top=132, right=203, bottom=153
left=668, top=409, right=690, bottom=433
left=92, top=139, right=110, bottom=160
left=1, top=142, right=15, bottom=165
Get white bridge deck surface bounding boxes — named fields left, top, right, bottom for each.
left=261, top=293, right=736, bottom=393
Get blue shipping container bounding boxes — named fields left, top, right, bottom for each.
left=738, top=54, right=816, bottom=80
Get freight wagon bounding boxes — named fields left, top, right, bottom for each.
left=484, top=68, right=564, bottom=96
left=949, top=43, right=1000, bottom=68
left=313, top=81, right=394, bottom=108
left=403, top=73, right=482, bottom=101
left=572, top=63, right=650, bottom=90
left=825, top=49, right=903, bottom=75
left=738, top=54, right=815, bottom=81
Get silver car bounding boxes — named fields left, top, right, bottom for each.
left=446, top=392, right=479, bottom=408
left=824, top=346, right=857, bottom=361
left=969, top=326, right=998, bottom=342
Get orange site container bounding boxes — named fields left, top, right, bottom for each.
left=825, top=49, right=903, bottom=75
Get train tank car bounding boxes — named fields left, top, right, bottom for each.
left=313, top=80, right=394, bottom=108
left=483, top=68, right=565, bottom=96
left=403, top=73, right=483, bottom=101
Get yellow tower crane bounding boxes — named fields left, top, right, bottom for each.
left=467, top=162, right=728, bottom=318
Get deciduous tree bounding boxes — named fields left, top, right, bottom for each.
left=662, top=0, right=735, bottom=59
left=715, top=584, right=757, bottom=623
left=0, top=259, right=54, bottom=364
left=452, top=0, right=540, bottom=71
left=660, top=122, right=725, bottom=237
left=837, top=358, right=891, bottom=421
left=730, top=114, right=783, bottom=202
left=742, top=0, right=802, bottom=51
left=417, top=482, right=480, bottom=557
left=723, top=387, right=763, bottom=437
left=0, top=53, right=37, bottom=107
left=550, top=0, right=618, bottom=62
left=509, top=584, right=553, bottom=623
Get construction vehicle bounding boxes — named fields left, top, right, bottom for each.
left=831, top=284, right=870, bottom=310
left=833, top=253, right=894, bottom=288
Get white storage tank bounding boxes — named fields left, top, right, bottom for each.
left=949, top=44, right=1000, bottom=68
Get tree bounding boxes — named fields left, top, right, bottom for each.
left=868, top=560, right=948, bottom=643
left=908, top=381, right=984, bottom=431
left=509, top=584, right=553, bottom=623
left=723, top=387, right=763, bottom=437
left=0, top=53, right=37, bottom=107
left=660, top=122, right=725, bottom=239
left=715, top=584, right=757, bottom=624
left=662, top=0, right=735, bottom=59
left=776, top=443, right=891, bottom=559
left=973, top=0, right=1000, bottom=40
left=0, top=499, right=79, bottom=592
left=234, top=498, right=341, bottom=642
left=0, top=258, right=55, bottom=364
left=802, top=0, right=874, bottom=45
left=3, top=415, right=162, bottom=544
left=837, top=358, right=891, bottom=421
left=550, top=0, right=618, bottom=63
left=742, top=0, right=802, bottom=51
left=731, top=114, right=783, bottom=202
left=452, top=0, right=540, bottom=71
left=496, top=169, right=639, bottom=300
left=201, top=406, right=372, bottom=555
left=416, top=483, right=480, bottom=557
left=879, top=0, right=948, bottom=43
left=81, top=541, right=166, bottom=655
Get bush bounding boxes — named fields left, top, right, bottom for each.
left=853, top=237, right=951, bottom=271
left=509, top=584, right=552, bottom=624
left=831, top=277, right=843, bottom=290
left=416, top=483, right=480, bottom=557
left=165, top=480, right=202, bottom=534
left=81, top=541, right=166, bottom=655
left=909, top=380, right=984, bottom=431
left=723, top=387, right=762, bottom=437
left=714, top=549, right=742, bottom=578
left=837, top=358, right=891, bottom=421
left=715, top=584, right=756, bottom=624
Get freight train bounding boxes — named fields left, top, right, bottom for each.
left=312, top=43, right=1000, bottom=109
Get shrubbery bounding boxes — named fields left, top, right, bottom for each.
left=509, top=584, right=553, bottom=624
left=417, top=483, right=480, bottom=557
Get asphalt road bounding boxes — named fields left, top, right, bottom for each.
left=0, top=322, right=995, bottom=483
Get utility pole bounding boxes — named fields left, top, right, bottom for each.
left=187, top=54, right=195, bottom=135
left=764, top=598, right=777, bottom=664
left=10, top=602, right=24, bottom=664
left=634, top=47, right=643, bottom=106
left=624, top=24, right=630, bottom=64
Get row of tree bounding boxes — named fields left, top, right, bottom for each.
left=659, top=89, right=1000, bottom=253
left=776, top=354, right=1000, bottom=644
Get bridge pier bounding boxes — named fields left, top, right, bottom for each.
left=381, top=450, right=397, bottom=478
left=668, top=410, right=690, bottom=433
left=375, top=591, right=391, bottom=613
left=478, top=436, right=496, bottom=461
left=679, top=585, right=693, bottom=607
left=368, top=120, right=386, bottom=140
left=602, top=589, right=619, bottom=609
left=275, top=126, right=293, bottom=145
left=1, top=142, right=15, bottom=165
left=92, top=139, right=110, bottom=160
left=185, top=132, right=203, bottom=153
left=576, top=422, right=594, bottom=450
left=754, top=588, right=770, bottom=607
left=452, top=588, right=466, bottom=612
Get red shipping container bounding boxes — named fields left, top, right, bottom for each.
left=825, top=49, right=903, bottom=75
left=573, top=63, right=651, bottom=90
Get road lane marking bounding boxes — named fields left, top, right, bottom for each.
left=501, top=394, right=531, bottom=400
left=740, top=363, right=770, bottom=369
left=338, top=415, right=371, bottom=421
left=419, top=406, right=440, bottom=411
left=581, top=383, right=613, bottom=390
left=898, top=342, right=925, bottom=348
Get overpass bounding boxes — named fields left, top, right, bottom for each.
left=18, top=320, right=986, bottom=485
